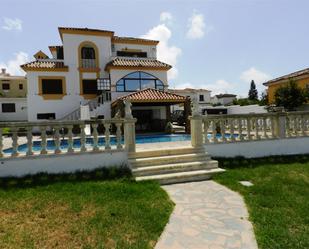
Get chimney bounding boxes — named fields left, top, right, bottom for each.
left=1, top=68, right=6, bottom=75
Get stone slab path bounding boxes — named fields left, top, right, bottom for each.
left=155, top=181, right=258, bottom=249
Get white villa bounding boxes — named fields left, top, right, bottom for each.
left=21, top=27, right=188, bottom=131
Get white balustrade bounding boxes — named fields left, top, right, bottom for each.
left=193, top=111, right=309, bottom=147
left=0, top=118, right=133, bottom=159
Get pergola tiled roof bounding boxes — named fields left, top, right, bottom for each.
left=105, top=57, right=172, bottom=71
left=21, top=60, right=69, bottom=72
left=263, top=68, right=309, bottom=86
left=112, top=88, right=187, bottom=106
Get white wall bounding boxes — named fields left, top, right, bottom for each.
left=205, top=137, right=309, bottom=158
left=62, top=33, right=112, bottom=79
left=26, top=71, right=82, bottom=121
left=0, top=150, right=127, bottom=177
left=227, top=105, right=267, bottom=114
left=0, top=98, right=27, bottom=121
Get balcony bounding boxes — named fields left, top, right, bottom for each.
left=81, top=59, right=97, bottom=68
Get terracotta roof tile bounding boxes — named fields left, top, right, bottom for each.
left=112, top=88, right=186, bottom=106
left=21, top=60, right=68, bottom=71
left=264, top=68, right=309, bottom=85
left=105, top=57, right=172, bottom=70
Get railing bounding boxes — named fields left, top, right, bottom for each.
left=0, top=117, right=136, bottom=159
left=81, top=59, right=97, bottom=68
left=190, top=111, right=309, bottom=147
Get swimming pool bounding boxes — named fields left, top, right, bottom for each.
left=3, top=133, right=236, bottom=154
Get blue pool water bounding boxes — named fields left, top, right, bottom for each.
left=3, top=133, right=237, bottom=154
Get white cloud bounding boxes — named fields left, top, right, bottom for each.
left=240, top=67, right=271, bottom=87
left=186, top=12, right=212, bottom=39
left=160, top=12, right=173, bottom=23
left=174, top=82, right=195, bottom=89
left=0, top=52, right=29, bottom=76
left=2, top=17, right=22, bottom=31
left=142, top=22, right=181, bottom=80
left=204, top=79, right=235, bottom=95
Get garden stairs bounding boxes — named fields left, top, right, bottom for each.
left=129, top=147, right=225, bottom=185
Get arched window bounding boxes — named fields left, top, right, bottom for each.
left=116, top=72, right=165, bottom=92
left=81, top=47, right=95, bottom=59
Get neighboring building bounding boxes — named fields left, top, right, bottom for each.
left=0, top=68, right=27, bottom=98
left=203, top=105, right=267, bottom=115
left=211, top=94, right=237, bottom=106
left=21, top=27, right=175, bottom=125
left=169, top=88, right=211, bottom=113
left=0, top=68, right=27, bottom=121
left=263, top=68, right=309, bottom=104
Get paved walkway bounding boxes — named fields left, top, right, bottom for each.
left=155, top=181, right=258, bottom=249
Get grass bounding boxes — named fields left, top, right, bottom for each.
left=0, top=168, right=174, bottom=249
left=214, top=158, right=309, bottom=249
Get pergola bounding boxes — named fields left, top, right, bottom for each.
left=111, top=88, right=191, bottom=133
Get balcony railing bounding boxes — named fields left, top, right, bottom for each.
left=81, top=59, right=97, bottom=68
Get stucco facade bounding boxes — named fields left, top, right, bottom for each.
left=22, top=27, right=171, bottom=122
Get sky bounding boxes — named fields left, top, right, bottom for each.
left=0, top=0, right=308, bottom=97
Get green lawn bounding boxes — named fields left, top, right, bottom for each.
left=214, top=160, right=309, bottom=249
left=0, top=172, right=174, bottom=249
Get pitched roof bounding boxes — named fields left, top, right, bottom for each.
left=58, top=27, right=114, bottom=40
left=48, top=45, right=63, bottom=52
left=263, top=68, right=309, bottom=86
left=215, top=94, right=237, bottom=98
left=21, top=60, right=69, bottom=72
left=112, top=88, right=187, bottom=106
left=105, top=57, right=172, bottom=71
left=112, top=36, right=159, bottom=45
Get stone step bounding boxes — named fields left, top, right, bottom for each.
left=135, top=168, right=226, bottom=185
left=132, top=160, right=218, bottom=176
left=129, top=146, right=205, bottom=159
left=129, top=153, right=210, bottom=167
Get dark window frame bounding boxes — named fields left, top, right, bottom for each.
left=199, top=94, right=204, bottom=102
left=116, top=51, right=147, bottom=58
left=2, top=83, right=10, bottom=90
left=19, top=84, right=23, bottom=90
left=82, top=79, right=98, bottom=94
left=41, top=78, right=64, bottom=94
left=81, top=47, right=96, bottom=59
left=116, top=72, right=164, bottom=92
left=37, top=113, right=56, bottom=120
left=2, top=103, right=16, bottom=113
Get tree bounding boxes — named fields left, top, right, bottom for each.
left=259, top=91, right=268, bottom=106
left=248, top=80, right=258, bottom=101
left=274, top=79, right=307, bottom=111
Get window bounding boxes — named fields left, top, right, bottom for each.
left=116, top=51, right=147, bottom=58
left=37, top=113, right=56, bottom=120
left=81, top=47, right=95, bottom=59
left=2, top=83, right=10, bottom=90
left=97, top=78, right=111, bottom=91
left=199, top=94, right=204, bottom=102
left=2, top=103, right=15, bottom=113
left=82, top=79, right=97, bottom=94
left=41, top=79, right=63, bottom=94
left=56, top=47, right=64, bottom=60
left=19, top=84, right=23, bottom=90
left=116, top=72, right=165, bottom=92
